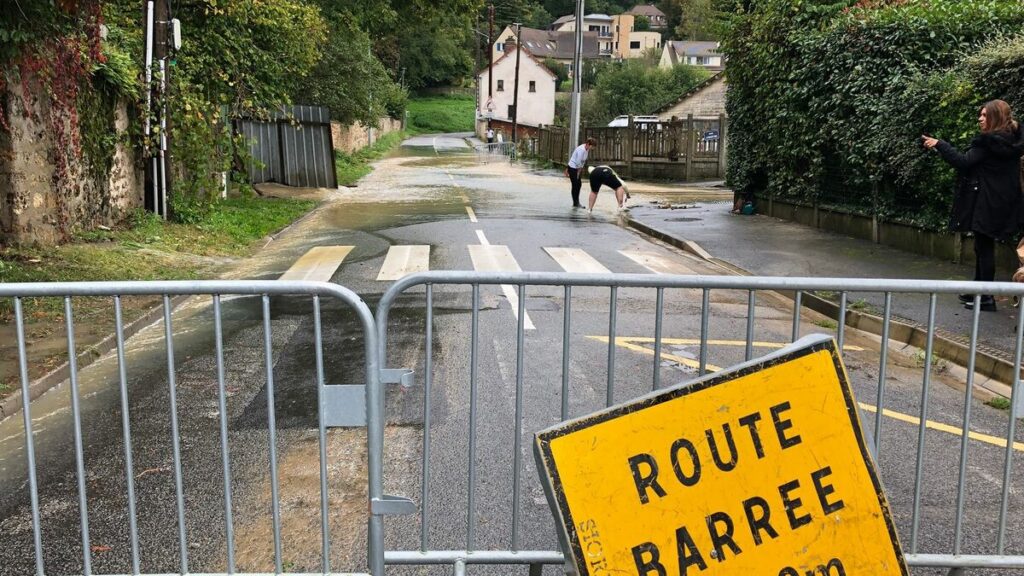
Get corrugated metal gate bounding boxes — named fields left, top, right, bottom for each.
left=234, top=105, right=338, bottom=189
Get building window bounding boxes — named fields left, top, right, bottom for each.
left=529, top=80, right=536, bottom=92
left=508, top=104, right=515, bottom=118
left=497, top=79, right=504, bottom=91
left=630, top=41, right=641, bottom=49
left=496, top=42, right=504, bottom=52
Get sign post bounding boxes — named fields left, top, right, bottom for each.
left=535, top=335, right=907, bottom=576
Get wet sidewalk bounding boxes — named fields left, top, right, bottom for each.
left=626, top=199, right=1023, bottom=381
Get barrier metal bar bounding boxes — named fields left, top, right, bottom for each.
left=561, top=286, right=571, bottom=420
left=791, top=290, right=802, bottom=341
left=744, top=291, right=755, bottom=362
left=421, top=286, right=434, bottom=552
left=162, top=296, right=188, bottom=574
left=836, top=291, right=848, bottom=356
left=699, top=288, right=710, bottom=376
left=64, top=298, right=93, bottom=575
left=910, top=294, right=938, bottom=553
left=873, top=292, right=892, bottom=456
left=652, top=287, right=664, bottom=390
left=114, top=297, right=141, bottom=575
left=312, top=296, right=330, bottom=572
left=466, top=284, right=480, bottom=551
left=213, top=296, right=237, bottom=574
left=511, top=284, right=528, bottom=550
left=261, top=296, right=284, bottom=573
left=15, top=299, right=45, bottom=576
left=607, top=286, right=618, bottom=407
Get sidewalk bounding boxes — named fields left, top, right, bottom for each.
left=626, top=199, right=1023, bottom=384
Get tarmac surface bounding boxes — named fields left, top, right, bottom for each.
left=0, top=133, right=1022, bottom=575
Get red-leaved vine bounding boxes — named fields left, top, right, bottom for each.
left=4, top=0, right=105, bottom=239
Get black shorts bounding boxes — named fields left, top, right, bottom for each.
left=589, top=167, right=622, bottom=193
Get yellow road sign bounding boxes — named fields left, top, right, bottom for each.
left=535, top=334, right=907, bottom=576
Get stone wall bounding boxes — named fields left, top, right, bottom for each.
left=0, top=75, right=142, bottom=245
left=658, top=75, right=727, bottom=120
left=330, top=117, right=404, bottom=154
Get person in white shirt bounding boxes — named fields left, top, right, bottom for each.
left=486, top=127, right=495, bottom=144
left=565, top=138, right=596, bottom=208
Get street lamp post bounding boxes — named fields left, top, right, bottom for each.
left=569, top=0, right=584, bottom=147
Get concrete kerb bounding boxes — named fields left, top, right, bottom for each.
left=0, top=204, right=320, bottom=424
left=623, top=214, right=1020, bottom=392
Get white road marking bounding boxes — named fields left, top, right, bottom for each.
left=468, top=236, right=535, bottom=330
left=619, top=249, right=695, bottom=275
left=466, top=206, right=478, bottom=222
left=279, top=246, right=353, bottom=281
left=376, top=245, right=430, bottom=281
left=544, top=247, right=611, bottom=274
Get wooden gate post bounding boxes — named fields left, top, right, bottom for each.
left=626, top=115, right=635, bottom=178
left=684, top=114, right=694, bottom=181
left=717, top=113, right=727, bottom=178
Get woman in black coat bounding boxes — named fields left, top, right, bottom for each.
left=923, top=99, right=1024, bottom=311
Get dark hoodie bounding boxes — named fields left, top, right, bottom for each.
left=936, top=122, right=1024, bottom=240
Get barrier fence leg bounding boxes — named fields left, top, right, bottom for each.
left=947, top=569, right=964, bottom=576
left=529, top=563, right=544, bottom=576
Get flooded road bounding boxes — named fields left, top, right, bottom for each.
left=1, top=133, right=1022, bottom=575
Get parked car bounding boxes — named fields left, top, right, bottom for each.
left=607, top=115, right=660, bottom=128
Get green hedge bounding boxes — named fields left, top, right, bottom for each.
left=723, top=0, right=1024, bottom=231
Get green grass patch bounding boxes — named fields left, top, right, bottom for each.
left=335, top=131, right=407, bottom=186
left=986, top=397, right=1012, bottom=410
left=406, top=94, right=476, bottom=135
left=0, top=196, right=315, bottom=320
left=813, top=319, right=837, bottom=330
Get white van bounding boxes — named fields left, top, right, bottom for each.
left=607, top=115, right=660, bottom=127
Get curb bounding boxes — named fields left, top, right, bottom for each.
left=624, top=215, right=1020, bottom=388
left=0, top=294, right=190, bottom=422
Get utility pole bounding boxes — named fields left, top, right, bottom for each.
left=569, top=0, right=584, bottom=147
left=488, top=4, right=494, bottom=101
left=511, top=22, right=522, bottom=144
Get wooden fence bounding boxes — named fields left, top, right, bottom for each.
left=524, top=114, right=727, bottom=181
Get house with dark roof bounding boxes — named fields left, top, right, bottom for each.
left=659, top=40, right=724, bottom=71
left=491, top=25, right=600, bottom=71
left=626, top=4, right=667, bottom=29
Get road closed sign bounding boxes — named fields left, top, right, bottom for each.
left=534, top=335, right=907, bottom=576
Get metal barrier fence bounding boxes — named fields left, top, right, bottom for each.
left=4, top=274, right=1024, bottom=574
left=474, top=142, right=518, bottom=164
left=374, top=272, right=1024, bottom=575
left=0, top=280, right=379, bottom=576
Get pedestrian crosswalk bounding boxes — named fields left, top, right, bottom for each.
left=280, top=243, right=700, bottom=282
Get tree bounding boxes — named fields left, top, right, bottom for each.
left=661, top=0, right=725, bottom=40
left=634, top=14, right=651, bottom=31
left=543, top=58, right=570, bottom=90
left=590, top=59, right=708, bottom=122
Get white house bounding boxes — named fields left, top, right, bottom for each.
left=477, top=41, right=557, bottom=139
left=659, top=41, right=724, bottom=71
left=551, top=13, right=615, bottom=56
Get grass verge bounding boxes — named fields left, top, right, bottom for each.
left=0, top=195, right=315, bottom=399
left=406, top=94, right=476, bottom=134
left=335, top=131, right=407, bottom=186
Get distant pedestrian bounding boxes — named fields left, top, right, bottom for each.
left=923, top=99, right=1024, bottom=311
left=586, top=165, right=630, bottom=214
left=486, top=127, right=495, bottom=144
left=565, top=137, right=596, bottom=208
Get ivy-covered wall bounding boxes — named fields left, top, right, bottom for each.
left=0, top=71, right=141, bottom=245
left=722, top=0, right=1024, bottom=232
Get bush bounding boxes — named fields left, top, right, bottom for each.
left=589, top=60, right=708, bottom=124
left=722, top=0, right=1024, bottom=230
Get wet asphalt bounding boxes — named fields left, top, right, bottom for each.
left=0, top=133, right=1022, bottom=575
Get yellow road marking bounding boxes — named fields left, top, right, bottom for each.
left=857, top=403, right=1024, bottom=453
left=597, top=335, right=1024, bottom=453
left=587, top=336, right=722, bottom=372
left=544, top=247, right=611, bottom=274
left=466, top=206, right=478, bottom=222
left=613, top=336, right=864, bottom=352
left=619, top=249, right=695, bottom=275
left=376, top=245, right=430, bottom=281
left=278, top=246, right=353, bottom=282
